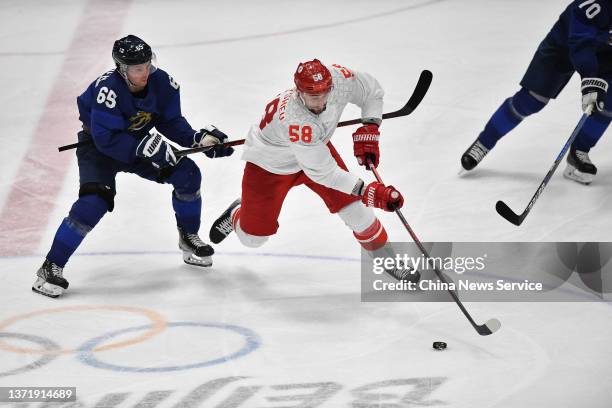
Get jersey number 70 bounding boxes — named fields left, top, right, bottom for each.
left=578, top=0, right=601, bottom=18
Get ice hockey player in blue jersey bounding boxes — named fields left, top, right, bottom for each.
left=461, top=0, right=612, bottom=185
left=32, top=35, right=234, bottom=298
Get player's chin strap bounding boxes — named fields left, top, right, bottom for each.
left=296, top=91, right=327, bottom=115
left=367, top=158, right=501, bottom=336
left=297, top=91, right=306, bottom=106
left=116, top=66, right=137, bottom=88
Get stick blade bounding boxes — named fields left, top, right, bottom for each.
left=402, top=70, right=433, bottom=115
left=477, top=318, right=502, bottom=336
left=495, top=200, right=524, bottom=226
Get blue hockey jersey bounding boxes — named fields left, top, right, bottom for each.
left=546, top=0, right=612, bottom=78
left=77, top=68, right=195, bottom=163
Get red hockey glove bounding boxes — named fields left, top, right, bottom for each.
left=361, top=181, right=404, bottom=212
left=352, top=124, right=380, bottom=169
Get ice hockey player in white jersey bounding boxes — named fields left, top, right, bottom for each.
left=210, top=59, right=418, bottom=282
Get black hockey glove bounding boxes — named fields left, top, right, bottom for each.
left=581, top=77, right=608, bottom=113
left=136, top=132, right=179, bottom=169
left=193, top=125, right=234, bottom=158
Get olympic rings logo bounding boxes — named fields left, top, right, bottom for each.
left=0, top=305, right=261, bottom=377
left=0, top=306, right=166, bottom=355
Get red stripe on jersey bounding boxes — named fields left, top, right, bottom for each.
left=231, top=207, right=241, bottom=229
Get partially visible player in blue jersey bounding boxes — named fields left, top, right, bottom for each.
left=32, top=35, right=234, bottom=298
left=461, top=0, right=612, bottom=185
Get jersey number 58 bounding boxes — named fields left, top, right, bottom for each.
left=289, top=125, right=312, bottom=143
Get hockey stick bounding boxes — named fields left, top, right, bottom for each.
left=495, top=108, right=593, bottom=226
left=58, top=70, right=433, bottom=154
left=335, top=69, right=433, bottom=127
left=369, top=160, right=501, bottom=336
left=174, top=70, right=432, bottom=158
left=58, top=141, right=85, bottom=152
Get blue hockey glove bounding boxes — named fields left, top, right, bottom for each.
left=581, top=77, right=608, bottom=113
left=136, top=132, right=178, bottom=169
left=193, top=125, right=234, bottom=158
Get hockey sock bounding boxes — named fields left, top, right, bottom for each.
left=172, top=190, right=201, bottom=234
left=231, top=208, right=268, bottom=248
left=478, top=88, right=547, bottom=149
left=231, top=207, right=241, bottom=229
left=46, top=195, right=108, bottom=267
left=353, top=218, right=388, bottom=251
left=571, top=112, right=611, bottom=152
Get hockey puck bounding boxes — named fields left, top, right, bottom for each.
left=432, top=341, right=447, bottom=350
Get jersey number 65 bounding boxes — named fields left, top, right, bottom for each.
left=96, top=87, right=117, bottom=109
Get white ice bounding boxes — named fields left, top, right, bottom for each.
left=1, top=1, right=611, bottom=407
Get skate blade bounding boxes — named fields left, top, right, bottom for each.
left=32, top=278, right=63, bottom=298
left=182, top=251, right=213, bottom=267
left=385, top=266, right=421, bottom=284
left=563, top=165, right=593, bottom=185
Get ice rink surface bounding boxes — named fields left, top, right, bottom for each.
left=1, top=0, right=611, bottom=406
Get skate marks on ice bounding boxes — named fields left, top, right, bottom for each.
left=456, top=167, right=548, bottom=184
left=0, top=303, right=531, bottom=408
left=0, top=0, right=449, bottom=57
left=0, top=303, right=551, bottom=408
left=1, top=255, right=605, bottom=406
left=152, top=0, right=450, bottom=49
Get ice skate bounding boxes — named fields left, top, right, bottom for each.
left=385, top=261, right=421, bottom=284
left=461, top=139, right=490, bottom=171
left=563, top=148, right=596, bottom=185
left=32, top=259, right=69, bottom=298
left=178, top=227, right=214, bottom=267
left=209, top=199, right=241, bottom=244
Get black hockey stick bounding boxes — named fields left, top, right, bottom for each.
left=58, top=70, right=433, bottom=154
left=174, top=70, right=433, bottom=158
left=336, top=69, right=433, bottom=127
left=58, top=141, right=86, bottom=152
left=496, top=110, right=592, bottom=226
left=369, top=160, right=501, bottom=336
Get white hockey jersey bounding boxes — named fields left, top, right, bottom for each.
left=241, top=64, right=384, bottom=195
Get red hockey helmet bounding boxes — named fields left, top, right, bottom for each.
left=294, top=59, right=333, bottom=95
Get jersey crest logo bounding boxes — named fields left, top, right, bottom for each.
left=128, top=111, right=153, bottom=131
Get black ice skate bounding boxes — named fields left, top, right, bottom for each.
left=178, top=227, right=214, bottom=267
left=32, top=259, right=69, bottom=298
left=461, top=139, right=490, bottom=171
left=385, top=262, right=421, bottom=284
left=209, top=199, right=241, bottom=244
left=563, top=148, right=597, bottom=185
